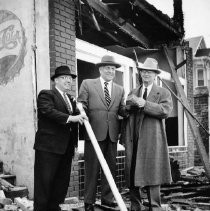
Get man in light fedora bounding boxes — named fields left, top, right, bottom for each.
left=78, top=55, right=128, bottom=210
left=34, top=66, right=87, bottom=211
left=121, top=57, right=173, bottom=211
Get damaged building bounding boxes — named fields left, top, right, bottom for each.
left=0, top=0, right=204, bottom=200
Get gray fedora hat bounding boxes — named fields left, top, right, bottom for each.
left=51, top=66, right=77, bottom=81
left=139, top=58, right=162, bottom=74
left=96, top=55, right=121, bottom=68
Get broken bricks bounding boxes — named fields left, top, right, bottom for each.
left=4, top=204, right=18, bottom=211
left=160, top=166, right=210, bottom=211
left=14, top=197, right=33, bottom=211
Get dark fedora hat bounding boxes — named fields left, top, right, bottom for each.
left=96, top=55, right=121, bottom=68
left=51, top=66, right=77, bottom=81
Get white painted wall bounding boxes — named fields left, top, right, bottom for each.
left=0, top=0, right=49, bottom=198
left=35, top=0, right=50, bottom=93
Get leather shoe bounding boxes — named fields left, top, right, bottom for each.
left=131, top=203, right=149, bottom=211
left=85, top=203, right=94, bottom=211
left=101, top=200, right=118, bottom=208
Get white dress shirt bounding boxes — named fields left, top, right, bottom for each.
left=55, top=86, right=73, bottom=111
left=141, top=83, right=153, bottom=99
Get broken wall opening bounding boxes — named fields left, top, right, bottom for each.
left=164, top=80, right=179, bottom=147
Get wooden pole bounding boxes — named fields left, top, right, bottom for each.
left=77, top=103, right=128, bottom=211
left=163, top=47, right=210, bottom=180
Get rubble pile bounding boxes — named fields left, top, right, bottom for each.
left=1, top=162, right=210, bottom=211
left=0, top=175, right=32, bottom=211
left=160, top=166, right=210, bottom=211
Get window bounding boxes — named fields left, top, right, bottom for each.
left=129, top=67, right=134, bottom=90
left=197, top=69, right=205, bottom=86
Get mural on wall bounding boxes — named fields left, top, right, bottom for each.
left=0, top=10, right=27, bottom=85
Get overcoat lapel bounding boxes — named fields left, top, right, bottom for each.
left=147, top=83, right=160, bottom=103
left=94, top=78, right=107, bottom=107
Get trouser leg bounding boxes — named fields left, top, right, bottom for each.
left=129, top=137, right=143, bottom=210
left=130, top=186, right=142, bottom=211
left=146, top=185, right=162, bottom=211
left=101, top=139, right=117, bottom=203
left=48, top=148, right=73, bottom=210
left=84, top=141, right=101, bottom=204
left=34, top=150, right=60, bottom=211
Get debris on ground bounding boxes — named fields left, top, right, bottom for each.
left=160, top=166, right=210, bottom=211
left=0, top=165, right=210, bottom=210
left=0, top=176, right=31, bottom=211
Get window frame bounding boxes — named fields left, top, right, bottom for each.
left=196, top=68, right=206, bottom=87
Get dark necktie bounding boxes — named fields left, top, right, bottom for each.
left=63, top=93, right=72, bottom=114
left=104, top=82, right=111, bottom=106
left=143, top=88, right=147, bottom=100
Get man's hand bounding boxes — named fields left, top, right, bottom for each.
left=126, top=94, right=146, bottom=108
left=68, top=114, right=88, bottom=125
left=135, top=97, right=146, bottom=108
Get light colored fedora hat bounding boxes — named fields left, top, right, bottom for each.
left=139, top=58, right=162, bottom=74
left=96, top=55, right=121, bottom=68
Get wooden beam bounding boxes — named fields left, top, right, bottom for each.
left=81, top=9, right=130, bottom=47
left=85, top=0, right=150, bottom=48
left=134, top=0, right=181, bottom=36
left=163, top=47, right=210, bottom=180
left=175, top=59, right=186, bottom=70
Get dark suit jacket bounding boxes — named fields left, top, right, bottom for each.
left=77, top=78, right=127, bottom=142
left=34, top=88, right=79, bottom=154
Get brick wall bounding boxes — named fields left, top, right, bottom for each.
left=185, top=43, right=195, bottom=167
left=49, top=0, right=79, bottom=197
left=77, top=150, right=126, bottom=199
left=67, top=153, right=80, bottom=197
left=49, top=0, right=76, bottom=96
left=169, top=147, right=189, bottom=170
left=194, top=88, right=209, bottom=165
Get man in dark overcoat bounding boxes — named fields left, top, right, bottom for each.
left=121, top=58, right=173, bottom=211
left=33, top=66, right=87, bottom=211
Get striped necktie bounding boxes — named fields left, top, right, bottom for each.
left=63, top=93, right=72, bottom=114
left=104, top=82, right=111, bottom=106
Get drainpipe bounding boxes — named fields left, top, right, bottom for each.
left=208, top=59, right=210, bottom=161
left=32, top=0, right=38, bottom=130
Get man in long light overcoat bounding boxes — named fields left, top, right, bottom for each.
left=121, top=58, right=173, bottom=211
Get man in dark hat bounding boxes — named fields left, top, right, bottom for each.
left=78, top=55, right=128, bottom=210
left=33, top=66, right=87, bottom=211
left=121, top=58, right=173, bottom=211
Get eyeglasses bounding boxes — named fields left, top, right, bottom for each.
left=102, top=66, right=116, bottom=72
left=141, top=70, right=155, bottom=75
left=59, top=76, right=73, bottom=80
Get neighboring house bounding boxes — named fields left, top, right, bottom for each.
left=186, top=36, right=210, bottom=164
left=0, top=0, right=194, bottom=198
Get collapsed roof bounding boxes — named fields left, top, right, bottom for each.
left=75, top=0, right=185, bottom=50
